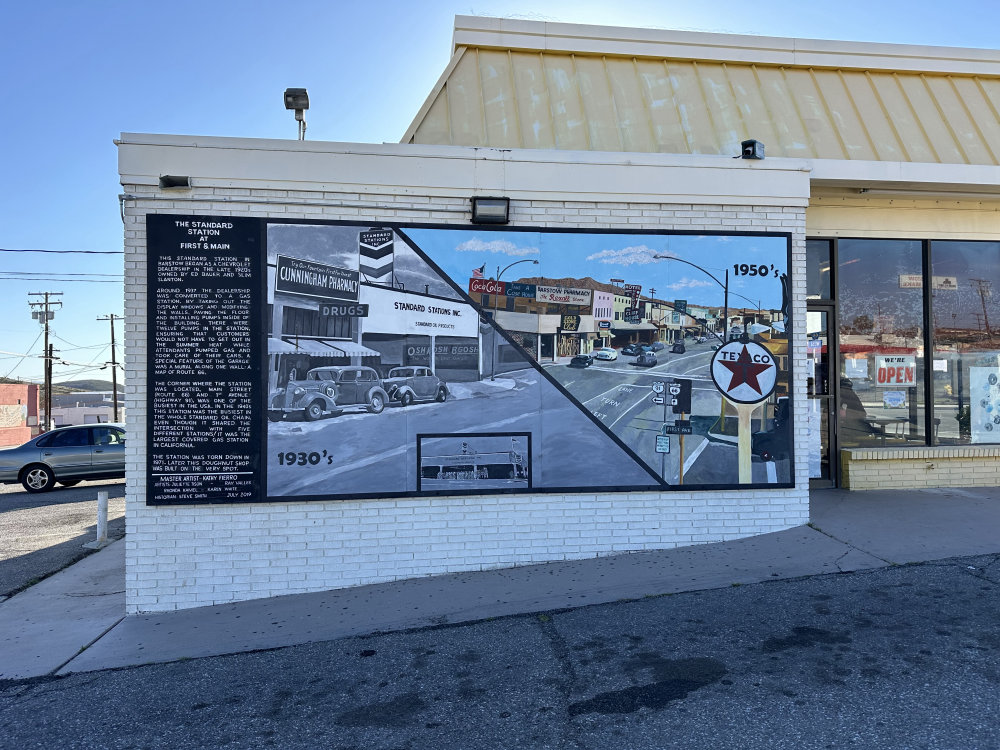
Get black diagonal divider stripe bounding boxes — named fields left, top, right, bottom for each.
left=394, top=226, right=666, bottom=488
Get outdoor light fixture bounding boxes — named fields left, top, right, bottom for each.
left=158, top=175, right=190, bottom=189
left=470, top=196, right=510, bottom=224
left=284, top=87, right=309, bottom=140
left=741, top=139, right=765, bottom=160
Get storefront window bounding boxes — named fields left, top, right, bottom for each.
left=837, top=239, right=925, bottom=448
left=931, top=241, right=1000, bottom=445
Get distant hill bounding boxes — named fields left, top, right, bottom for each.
left=0, top=377, right=32, bottom=385
left=54, top=379, right=124, bottom=393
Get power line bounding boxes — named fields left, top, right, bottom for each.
left=52, top=334, right=110, bottom=351
left=3, top=332, right=43, bottom=379
left=0, top=278, right=122, bottom=283
left=0, top=248, right=123, bottom=255
left=0, top=271, right=123, bottom=277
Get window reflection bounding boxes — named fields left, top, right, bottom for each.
left=806, top=239, right=832, bottom=299
left=931, top=241, right=1000, bottom=445
left=837, top=240, right=925, bottom=447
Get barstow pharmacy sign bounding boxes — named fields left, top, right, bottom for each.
left=275, top=255, right=360, bottom=302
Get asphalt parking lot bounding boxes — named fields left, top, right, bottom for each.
left=0, top=479, right=125, bottom=598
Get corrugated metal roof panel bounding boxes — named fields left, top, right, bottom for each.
left=405, top=30, right=1000, bottom=167
left=511, top=52, right=556, bottom=150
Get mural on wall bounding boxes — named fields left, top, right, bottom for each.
left=264, top=221, right=792, bottom=500
left=146, top=214, right=792, bottom=505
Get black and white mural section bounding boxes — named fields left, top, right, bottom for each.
left=146, top=215, right=792, bottom=505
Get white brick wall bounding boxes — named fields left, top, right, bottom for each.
left=124, top=179, right=810, bottom=613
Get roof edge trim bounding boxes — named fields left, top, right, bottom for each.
left=453, top=15, right=1000, bottom=76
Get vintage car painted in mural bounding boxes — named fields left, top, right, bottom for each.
left=268, top=366, right=390, bottom=421
left=631, top=351, right=658, bottom=367
left=382, top=366, right=448, bottom=406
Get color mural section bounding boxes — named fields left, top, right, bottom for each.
left=146, top=215, right=792, bottom=505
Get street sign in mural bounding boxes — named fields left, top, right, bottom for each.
left=146, top=215, right=792, bottom=504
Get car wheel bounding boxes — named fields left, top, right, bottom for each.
left=400, top=392, right=414, bottom=407
left=267, top=411, right=283, bottom=422
left=304, top=401, right=325, bottom=421
left=367, top=393, right=385, bottom=414
left=22, top=464, right=56, bottom=493
left=435, top=387, right=447, bottom=403
left=58, top=480, right=82, bottom=487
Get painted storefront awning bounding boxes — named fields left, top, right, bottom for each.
left=611, top=322, right=656, bottom=332
left=268, top=338, right=300, bottom=354
left=277, top=338, right=380, bottom=357
left=327, top=340, right=381, bottom=357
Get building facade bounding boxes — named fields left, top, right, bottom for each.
left=120, top=16, right=1000, bottom=613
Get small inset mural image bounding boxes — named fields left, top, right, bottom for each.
left=417, top=433, right=531, bottom=492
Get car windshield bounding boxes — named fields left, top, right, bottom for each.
left=308, top=371, right=335, bottom=381
left=389, top=368, right=413, bottom=378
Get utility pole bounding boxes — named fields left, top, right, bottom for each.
left=970, top=278, right=993, bottom=341
left=98, top=314, right=122, bottom=421
left=29, top=292, right=63, bottom=431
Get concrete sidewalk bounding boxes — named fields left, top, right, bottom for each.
left=1, top=486, right=998, bottom=681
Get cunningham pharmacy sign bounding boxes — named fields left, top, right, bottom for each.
left=275, top=255, right=360, bottom=302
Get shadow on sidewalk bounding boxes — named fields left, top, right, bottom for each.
left=0, top=517, right=125, bottom=599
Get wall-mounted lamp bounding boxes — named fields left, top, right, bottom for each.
left=740, top=139, right=765, bottom=160
left=284, top=87, right=309, bottom=140
left=159, top=175, right=190, bottom=189
left=471, top=196, right=510, bottom=224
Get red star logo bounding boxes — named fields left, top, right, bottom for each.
left=720, top=345, right=771, bottom=395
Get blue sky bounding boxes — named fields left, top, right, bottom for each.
left=3, top=0, right=999, bottom=382
left=405, top=228, right=788, bottom=310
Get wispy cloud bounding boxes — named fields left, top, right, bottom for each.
left=455, top=238, right=539, bottom=257
left=586, top=245, right=661, bottom=266
left=666, top=277, right=715, bottom=291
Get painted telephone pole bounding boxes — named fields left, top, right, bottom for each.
left=98, top=314, right=122, bottom=421
left=29, top=292, right=63, bottom=431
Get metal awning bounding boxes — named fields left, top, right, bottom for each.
left=276, top=338, right=380, bottom=357
left=327, top=340, right=380, bottom=357
left=611, top=322, right=656, bottom=332
left=406, top=17, right=1000, bottom=167
left=268, top=338, right=300, bottom=354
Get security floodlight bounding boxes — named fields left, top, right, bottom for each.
left=741, top=139, right=765, bottom=160
left=471, top=196, right=510, bottom=224
left=284, top=88, right=309, bottom=140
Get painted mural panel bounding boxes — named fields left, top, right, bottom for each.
left=146, top=214, right=792, bottom=505
left=406, top=227, right=793, bottom=489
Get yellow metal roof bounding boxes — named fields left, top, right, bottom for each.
left=403, top=18, right=1000, bottom=166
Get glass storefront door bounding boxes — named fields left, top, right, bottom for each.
left=807, top=304, right=837, bottom=484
